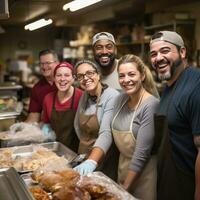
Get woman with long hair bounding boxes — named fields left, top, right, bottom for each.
left=112, top=54, right=159, bottom=199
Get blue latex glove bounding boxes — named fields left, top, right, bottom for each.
left=73, top=159, right=97, bottom=175
left=41, top=123, right=51, bottom=136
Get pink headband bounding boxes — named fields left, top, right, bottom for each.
left=54, top=61, right=73, bottom=76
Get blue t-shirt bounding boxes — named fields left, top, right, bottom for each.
left=158, top=67, right=200, bottom=173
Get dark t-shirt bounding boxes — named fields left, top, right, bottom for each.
left=28, top=78, right=57, bottom=113
left=158, top=67, right=200, bottom=173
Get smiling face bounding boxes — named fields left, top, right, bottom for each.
left=150, top=41, right=186, bottom=81
left=39, top=53, right=58, bottom=79
left=118, top=62, right=145, bottom=96
left=76, top=63, right=100, bottom=95
left=54, top=67, right=74, bottom=92
left=93, top=39, right=117, bottom=69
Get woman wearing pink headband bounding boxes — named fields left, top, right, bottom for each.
left=42, top=61, right=83, bottom=152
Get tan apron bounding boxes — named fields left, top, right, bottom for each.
left=78, top=97, right=100, bottom=155
left=112, top=97, right=157, bottom=200
left=78, top=95, right=119, bottom=181
left=50, top=89, right=79, bottom=152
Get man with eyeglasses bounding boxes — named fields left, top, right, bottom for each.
left=150, top=31, right=200, bottom=200
left=92, top=32, right=121, bottom=90
left=26, top=49, right=59, bottom=123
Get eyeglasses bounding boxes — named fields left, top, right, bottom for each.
left=76, top=70, right=97, bottom=81
left=39, top=61, right=56, bottom=66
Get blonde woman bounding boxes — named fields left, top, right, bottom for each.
left=112, top=54, right=159, bottom=199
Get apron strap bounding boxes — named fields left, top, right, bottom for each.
left=52, top=87, right=75, bottom=111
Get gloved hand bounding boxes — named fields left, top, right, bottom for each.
left=41, top=123, right=56, bottom=141
left=41, top=123, right=51, bottom=136
left=73, top=159, right=97, bottom=175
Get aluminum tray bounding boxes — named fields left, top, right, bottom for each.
left=0, top=167, right=34, bottom=200
left=79, top=172, right=138, bottom=200
left=21, top=171, right=138, bottom=200
left=0, top=142, right=77, bottom=173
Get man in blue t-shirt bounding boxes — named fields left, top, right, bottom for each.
left=149, top=31, right=200, bottom=200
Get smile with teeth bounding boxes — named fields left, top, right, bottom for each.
left=100, top=56, right=110, bottom=62
left=85, top=81, right=93, bottom=87
left=58, top=82, right=68, bottom=87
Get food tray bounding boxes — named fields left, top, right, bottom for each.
left=0, top=142, right=77, bottom=173
left=21, top=171, right=138, bottom=200
left=0, top=167, right=34, bottom=200
left=79, top=172, right=138, bottom=200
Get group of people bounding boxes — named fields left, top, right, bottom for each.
left=25, top=30, right=200, bottom=200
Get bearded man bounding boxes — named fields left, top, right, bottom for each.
left=150, top=31, right=200, bottom=200
left=92, top=32, right=121, bottom=90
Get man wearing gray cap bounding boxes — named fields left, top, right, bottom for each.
left=92, top=32, right=121, bottom=90
left=150, top=31, right=200, bottom=200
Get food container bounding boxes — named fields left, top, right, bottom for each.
left=21, top=171, right=138, bottom=200
left=0, top=167, right=34, bottom=200
left=78, top=172, right=138, bottom=200
left=0, top=122, right=52, bottom=147
left=0, top=142, right=77, bottom=173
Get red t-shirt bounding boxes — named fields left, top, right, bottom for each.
left=42, top=88, right=83, bottom=123
left=28, top=78, right=57, bottom=113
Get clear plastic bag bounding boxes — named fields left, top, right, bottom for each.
left=2, top=122, right=56, bottom=147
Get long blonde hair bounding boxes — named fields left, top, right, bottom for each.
left=118, top=54, right=159, bottom=98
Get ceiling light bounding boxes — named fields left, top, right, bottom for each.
left=63, top=0, right=102, bottom=12
left=24, top=18, right=53, bottom=31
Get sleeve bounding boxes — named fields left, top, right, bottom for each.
left=93, top=90, right=120, bottom=154
left=129, top=98, right=159, bottom=172
left=188, top=83, right=200, bottom=135
left=42, top=94, right=52, bottom=123
left=28, top=86, right=41, bottom=113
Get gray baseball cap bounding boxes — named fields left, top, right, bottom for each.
left=150, top=31, right=184, bottom=47
left=92, top=32, right=115, bottom=45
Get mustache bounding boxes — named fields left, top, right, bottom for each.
left=96, top=53, right=113, bottom=59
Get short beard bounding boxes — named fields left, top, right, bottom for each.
left=158, top=54, right=182, bottom=81
left=94, top=53, right=116, bottom=69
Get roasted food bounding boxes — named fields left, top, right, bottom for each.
left=29, top=187, right=50, bottom=200
left=0, top=147, right=70, bottom=172
left=96, top=192, right=120, bottom=200
left=38, top=172, right=65, bottom=191
left=0, top=149, right=13, bottom=168
left=35, top=169, right=80, bottom=192
left=56, top=169, right=80, bottom=186
left=81, top=184, right=107, bottom=198
left=52, top=186, right=91, bottom=200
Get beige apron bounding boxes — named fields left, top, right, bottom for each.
left=112, top=97, right=157, bottom=200
left=78, top=97, right=100, bottom=155
left=78, top=94, right=119, bottom=181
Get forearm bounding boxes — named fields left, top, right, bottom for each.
left=123, top=170, right=140, bottom=191
left=87, top=147, right=105, bottom=165
left=25, top=112, right=40, bottom=123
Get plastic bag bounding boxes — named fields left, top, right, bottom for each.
left=2, top=122, right=56, bottom=147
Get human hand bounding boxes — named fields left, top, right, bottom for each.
left=41, top=123, right=51, bottom=135
left=73, top=159, right=97, bottom=175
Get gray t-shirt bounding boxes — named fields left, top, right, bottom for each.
left=101, top=64, right=121, bottom=90
left=112, top=93, right=159, bottom=172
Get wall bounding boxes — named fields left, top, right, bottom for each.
left=0, top=26, right=76, bottom=66
left=0, top=27, right=51, bottom=61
